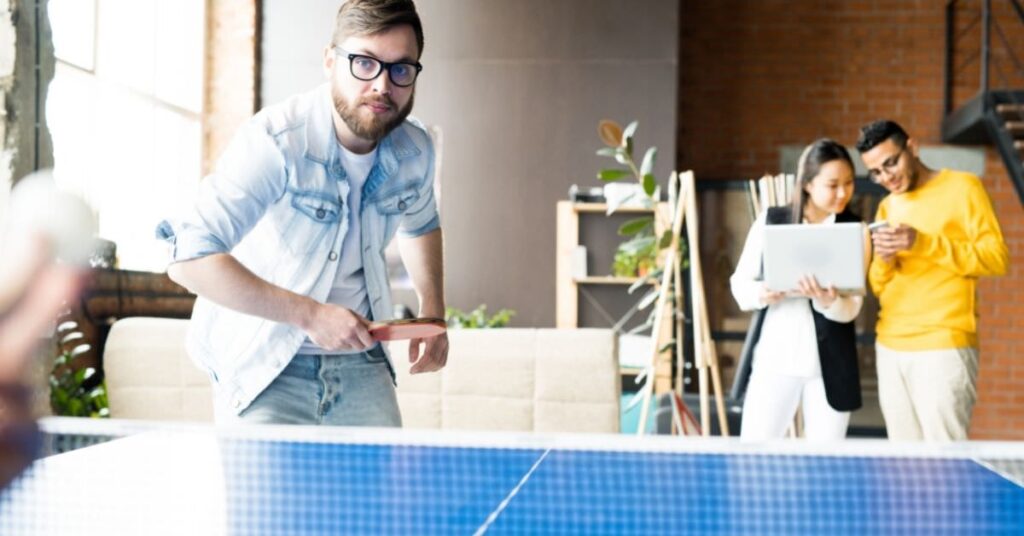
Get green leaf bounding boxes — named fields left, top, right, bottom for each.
left=619, top=235, right=656, bottom=254
left=68, top=398, right=84, bottom=417
left=658, top=340, right=676, bottom=353
left=659, top=230, right=673, bottom=249
left=628, top=278, right=646, bottom=294
left=598, top=169, right=631, bottom=182
left=60, top=332, right=84, bottom=345
left=627, top=317, right=653, bottom=335
left=640, top=147, right=657, bottom=177
left=618, top=217, right=653, bottom=237
left=622, top=121, right=639, bottom=144
left=621, top=121, right=639, bottom=159
left=606, top=191, right=638, bottom=215
left=596, top=147, right=618, bottom=158
left=73, top=368, right=89, bottom=385
left=637, top=288, right=660, bottom=310
left=642, top=173, right=657, bottom=197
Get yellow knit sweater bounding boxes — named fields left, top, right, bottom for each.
left=869, top=169, right=1009, bottom=350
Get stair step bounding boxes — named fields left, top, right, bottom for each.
left=1007, top=121, right=1024, bottom=135
left=996, top=103, right=1024, bottom=119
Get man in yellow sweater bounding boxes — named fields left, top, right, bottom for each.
left=856, top=119, right=1009, bottom=442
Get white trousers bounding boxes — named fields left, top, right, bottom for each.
left=875, top=343, right=978, bottom=442
left=740, top=369, right=851, bottom=441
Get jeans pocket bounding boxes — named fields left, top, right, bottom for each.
left=363, top=344, right=396, bottom=385
left=363, top=344, right=388, bottom=364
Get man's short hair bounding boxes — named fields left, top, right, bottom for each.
left=856, top=120, right=909, bottom=153
left=333, top=0, right=424, bottom=58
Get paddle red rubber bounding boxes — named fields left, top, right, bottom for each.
left=369, top=318, right=447, bottom=341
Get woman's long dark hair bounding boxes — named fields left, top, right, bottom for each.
left=790, top=138, right=855, bottom=223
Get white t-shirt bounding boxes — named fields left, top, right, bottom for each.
left=298, top=145, right=377, bottom=355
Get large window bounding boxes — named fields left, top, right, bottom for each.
left=48, top=0, right=205, bottom=271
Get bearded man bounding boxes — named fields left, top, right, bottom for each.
left=159, top=0, right=446, bottom=426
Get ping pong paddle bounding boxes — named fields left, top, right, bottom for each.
left=369, top=317, right=447, bottom=341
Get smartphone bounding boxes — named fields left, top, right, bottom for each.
left=868, top=221, right=890, bottom=231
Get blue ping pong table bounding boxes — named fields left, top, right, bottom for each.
left=2, top=420, right=1023, bottom=534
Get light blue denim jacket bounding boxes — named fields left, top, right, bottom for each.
left=157, top=84, right=439, bottom=414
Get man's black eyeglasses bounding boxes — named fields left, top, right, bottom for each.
left=334, top=47, right=422, bottom=88
left=867, top=145, right=906, bottom=183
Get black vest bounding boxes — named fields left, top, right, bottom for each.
left=751, top=206, right=863, bottom=412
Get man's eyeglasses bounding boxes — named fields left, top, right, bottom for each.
left=334, top=47, right=422, bottom=88
left=867, top=145, right=906, bottom=183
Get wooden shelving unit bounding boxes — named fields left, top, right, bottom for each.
left=556, top=201, right=665, bottom=327
left=555, top=201, right=673, bottom=391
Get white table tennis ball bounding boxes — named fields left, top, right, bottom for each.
left=6, top=170, right=98, bottom=266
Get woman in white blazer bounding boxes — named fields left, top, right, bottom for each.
left=731, top=139, right=869, bottom=441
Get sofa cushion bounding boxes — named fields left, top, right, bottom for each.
left=391, top=328, right=619, bottom=433
left=104, top=317, right=213, bottom=421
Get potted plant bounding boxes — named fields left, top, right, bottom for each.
left=612, top=235, right=659, bottom=278
left=51, top=312, right=108, bottom=418
left=445, top=305, right=516, bottom=329
left=595, top=119, right=687, bottom=334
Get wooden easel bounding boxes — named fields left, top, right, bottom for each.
left=635, top=171, right=729, bottom=437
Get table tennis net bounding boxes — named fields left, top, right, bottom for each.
left=2, top=418, right=1024, bottom=535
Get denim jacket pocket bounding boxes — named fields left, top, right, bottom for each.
left=373, top=187, right=420, bottom=216
left=282, top=190, right=343, bottom=255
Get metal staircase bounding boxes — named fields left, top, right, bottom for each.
left=942, top=0, right=1024, bottom=202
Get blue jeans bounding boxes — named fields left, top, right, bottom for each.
left=217, top=347, right=402, bottom=427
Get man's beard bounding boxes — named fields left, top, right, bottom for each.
left=332, top=87, right=414, bottom=143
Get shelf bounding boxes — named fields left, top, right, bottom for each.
left=570, top=202, right=659, bottom=214
left=573, top=276, right=653, bottom=285
left=557, top=199, right=675, bottom=394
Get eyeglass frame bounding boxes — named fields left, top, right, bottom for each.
left=333, top=46, right=423, bottom=88
left=866, top=144, right=907, bottom=183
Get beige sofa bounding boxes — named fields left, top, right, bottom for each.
left=103, top=317, right=621, bottom=433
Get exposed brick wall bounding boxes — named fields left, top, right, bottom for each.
left=204, top=0, right=258, bottom=174
left=678, top=0, right=1024, bottom=439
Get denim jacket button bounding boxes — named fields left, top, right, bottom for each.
left=328, top=251, right=338, bottom=261
left=398, top=201, right=407, bottom=211
left=316, top=208, right=326, bottom=219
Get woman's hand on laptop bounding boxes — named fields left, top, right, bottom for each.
left=759, top=286, right=786, bottom=307
left=797, top=274, right=837, bottom=308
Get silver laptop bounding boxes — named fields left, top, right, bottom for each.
left=762, top=222, right=866, bottom=295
